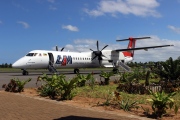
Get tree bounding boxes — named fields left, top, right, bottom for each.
left=154, top=57, right=180, bottom=81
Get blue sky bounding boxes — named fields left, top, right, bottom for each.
left=0, top=0, right=180, bottom=64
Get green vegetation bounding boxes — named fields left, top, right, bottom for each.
left=147, top=91, right=178, bottom=118
left=2, top=78, right=31, bottom=92
left=100, top=71, right=114, bottom=85
left=15, top=78, right=31, bottom=92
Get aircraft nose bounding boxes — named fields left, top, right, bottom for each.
left=12, top=57, right=26, bottom=68
left=12, top=61, right=21, bottom=68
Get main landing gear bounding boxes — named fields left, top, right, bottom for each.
left=22, top=69, right=29, bottom=75
left=112, top=68, right=119, bottom=74
left=74, top=68, right=79, bottom=74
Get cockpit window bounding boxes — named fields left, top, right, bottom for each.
left=26, top=53, right=34, bottom=56
left=34, top=53, right=38, bottom=56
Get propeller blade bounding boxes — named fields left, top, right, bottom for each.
left=56, top=46, right=58, bottom=51
left=101, top=54, right=107, bottom=58
left=96, top=41, right=99, bottom=51
left=98, top=56, right=103, bottom=60
left=98, top=60, right=101, bottom=66
left=91, top=55, right=97, bottom=61
left=101, top=45, right=108, bottom=51
left=90, top=48, right=94, bottom=51
left=61, top=47, right=65, bottom=51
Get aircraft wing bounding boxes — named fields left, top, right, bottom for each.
left=115, top=45, right=174, bottom=52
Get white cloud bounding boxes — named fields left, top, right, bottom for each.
left=49, top=5, right=57, bottom=10
left=62, top=25, right=79, bottom=32
left=134, top=36, right=180, bottom=62
left=74, top=39, right=96, bottom=45
left=84, top=0, right=161, bottom=17
left=168, top=25, right=180, bottom=34
left=17, top=21, right=30, bottom=29
left=47, top=0, right=55, bottom=3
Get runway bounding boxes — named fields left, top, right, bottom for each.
left=0, top=69, right=117, bottom=90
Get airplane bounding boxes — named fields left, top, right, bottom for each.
left=12, top=37, right=174, bottom=75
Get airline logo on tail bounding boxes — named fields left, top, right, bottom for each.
left=123, top=37, right=136, bottom=57
left=116, top=37, right=152, bottom=58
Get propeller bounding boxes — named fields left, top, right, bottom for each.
left=90, top=41, right=108, bottom=66
left=61, top=47, right=65, bottom=51
left=55, top=46, right=65, bottom=51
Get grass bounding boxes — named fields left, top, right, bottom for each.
left=75, top=84, right=118, bottom=99
left=73, top=83, right=180, bottom=107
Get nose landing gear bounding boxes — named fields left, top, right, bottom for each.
left=74, top=68, right=79, bottom=74
left=22, top=69, right=29, bottom=75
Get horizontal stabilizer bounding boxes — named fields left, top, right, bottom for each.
left=116, top=37, right=151, bottom=42
left=115, top=45, right=174, bottom=52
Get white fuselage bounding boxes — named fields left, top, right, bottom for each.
left=12, top=50, right=128, bottom=70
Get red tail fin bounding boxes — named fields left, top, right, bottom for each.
left=123, top=37, right=136, bottom=57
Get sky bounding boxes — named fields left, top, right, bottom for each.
left=0, top=0, right=180, bottom=64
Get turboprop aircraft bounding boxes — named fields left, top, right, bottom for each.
left=12, top=37, right=173, bottom=75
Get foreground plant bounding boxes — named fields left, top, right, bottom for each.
left=76, top=73, right=92, bottom=87
left=2, top=78, right=31, bottom=92
left=118, top=99, right=139, bottom=111
left=100, top=71, right=114, bottom=85
left=37, top=74, right=79, bottom=100
left=147, top=91, right=178, bottom=118
left=15, top=78, right=31, bottom=92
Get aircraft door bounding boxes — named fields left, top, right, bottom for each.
left=48, top=53, right=54, bottom=66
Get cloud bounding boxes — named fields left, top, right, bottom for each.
left=47, top=0, right=56, bottom=3
left=17, top=21, right=30, bottom=29
left=0, top=20, right=2, bottom=24
left=49, top=5, right=57, bottom=10
left=53, top=36, right=180, bottom=62
left=168, top=25, right=180, bottom=34
left=62, top=25, right=79, bottom=32
left=84, top=0, right=161, bottom=17
left=134, top=35, right=180, bottom=62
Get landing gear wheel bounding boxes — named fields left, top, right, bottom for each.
left=113, top=68, right=119, bottom=74
left=22, top=70, right=29, bottom=75
left=74, top=69, right=79, bottom=74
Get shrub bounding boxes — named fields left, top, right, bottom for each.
left=147, top=91, right=178, bottom=118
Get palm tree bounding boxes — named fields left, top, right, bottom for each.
left=155, top=57, right=180, bottom=81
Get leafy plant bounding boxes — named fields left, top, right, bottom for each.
left=15, top=78, right=31, bottom=92
left=118, top=99, right=139, bottom=111
left=59, top=77, right=79, bottom=100
left=76, top=73, right=92, bottom=87
left=100, top=71, right=114, bottom=85
left=147, top=90, right=177, bottom=118
left=37, top=74, right=66, bottom=99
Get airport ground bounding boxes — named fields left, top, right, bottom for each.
left=0, top=68, right=152, bottom=120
